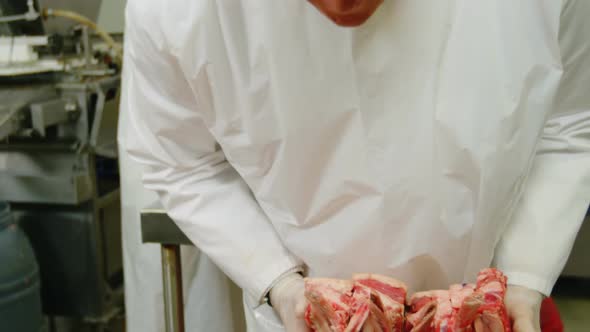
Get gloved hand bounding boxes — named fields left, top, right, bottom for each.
left=269, top=273, right=309, bottom=332
left=504, top=285, right=544, bottom=332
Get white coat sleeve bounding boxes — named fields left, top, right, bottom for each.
left=121, top=5, right=303, bottom=303
left=494, top=0, right=590, bottom=296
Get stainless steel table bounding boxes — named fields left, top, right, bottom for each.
left=141, top=204, right=190, bottom=332
left=140, top=203, right=248, bottom=332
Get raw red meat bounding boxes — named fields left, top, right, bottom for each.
left=305, top=275, right=406, bottom=332
left=405, top=268, right=511, bottom=332
left=304, top=278, right=371, bottom=332
left=406, top=290, right=452, bottom=332
left=473, top=268, right=510, bottom=332
left=353, top=274, right=407, bottom=332
left=304, top=268, right=512, bottom=332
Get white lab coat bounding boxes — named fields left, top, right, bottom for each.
left=118, top=51, right=238, bottom=332
left=121, top=0, right=590, bottom=331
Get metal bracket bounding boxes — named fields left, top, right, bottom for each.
left=88, top=82, right=119, bottom=158
left=30, top=99, right=78, bottom=137
left=89, top=84, right=105, bottom=149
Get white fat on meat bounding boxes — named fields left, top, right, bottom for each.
left=305, top=278, right=355, bottom=331
left=449, top=284, right=476, bottom=309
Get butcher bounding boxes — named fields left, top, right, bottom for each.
left=120, top=0, right=590, bottom=331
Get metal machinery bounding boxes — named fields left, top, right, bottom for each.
left=141, top=203, right=247, bottom=332
left=0, top=1, right=123, bottom=331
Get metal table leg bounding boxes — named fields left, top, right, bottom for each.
left=161, top=244, right=185, bottom=332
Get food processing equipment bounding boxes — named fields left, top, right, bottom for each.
left=0, top=1, right=122, bottom=331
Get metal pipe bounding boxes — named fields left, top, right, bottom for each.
left=0, top=13, right=28, bottom=23
left=0, top=0, right=39, bottom=23
left=81, top=26, right=92, bottom=66
left=42, top=8, right=122, bottom=63
left=161, top=244, right=185, bottom=332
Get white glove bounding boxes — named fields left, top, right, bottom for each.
left=269, top=273, right=310, bottom=332
left=504, top=285, right=544, bottom=332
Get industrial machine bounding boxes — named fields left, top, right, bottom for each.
left=0, top=1, right=123, bottom=331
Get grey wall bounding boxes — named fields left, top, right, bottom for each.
left=97, top=0, right=126, bottom=33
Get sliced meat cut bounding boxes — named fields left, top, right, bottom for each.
left=406, top=298, right=437, bottom=332
left=303, top=268, right=511, bottom=332
left=450, top=285, right=484, bottom=330
left=362, top=302, right=390, bottom=332
left=473, top=269, right=510, bottom=332
left=304, top=278, right=371, bottom=332
left=353, top=274, right=407, bottom=332
left=407, top=290, right=453, bottom=332
left=405, top=269, right=511, bottom=332
left=353, top=274, right=407, bottom=304
left=305, top=278, right=355, bottom=331
left=348, top=284, right=372, bottom=332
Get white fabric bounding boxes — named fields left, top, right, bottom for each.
left=494, top=0, right=590, bottom=295
left=244, top=295, right=284, bottom=332
left=118, top=51, right=237, bottom=332
left=122, top=0, right=590, bottom=330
